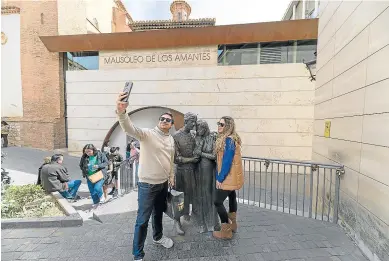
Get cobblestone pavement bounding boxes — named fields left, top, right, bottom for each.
left=2, top=147, right=81, bottom=180
left=1, top=204, right=367, bottom=261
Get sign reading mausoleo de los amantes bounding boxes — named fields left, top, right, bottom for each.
left=99, top=46, right=217, bottom=69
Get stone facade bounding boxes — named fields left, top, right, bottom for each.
left=313, top=1, right=389, bottom=260
left=65, top=63, right=314, bottom=159
left=99, top=46, right=217, bottom=69
left=2, top=0, right=66, bottom=149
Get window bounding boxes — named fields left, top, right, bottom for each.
left=65, top=51, right=99, bottom=71
left=296, top=40, right=317, bottom=63
left=218, top=40, right=317, bottom=66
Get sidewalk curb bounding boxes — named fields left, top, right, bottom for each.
left=1, top=192, right=83, bottom=229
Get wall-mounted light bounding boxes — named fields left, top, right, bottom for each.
left=303, top=51, right=317, bottom=82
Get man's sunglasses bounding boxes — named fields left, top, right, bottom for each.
left=160, top=117, right=172, bottom=123
left=217, top=122, right=225, bottom=127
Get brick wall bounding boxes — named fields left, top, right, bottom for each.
left=2, top=0, right=66, bottom=149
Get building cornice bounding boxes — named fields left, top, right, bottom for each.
left=39, top=19, right=319, bottom=52
left=1, top=6, right=20, bottom=15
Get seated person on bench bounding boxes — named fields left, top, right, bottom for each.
left=41, top=154, right=81, bottom=200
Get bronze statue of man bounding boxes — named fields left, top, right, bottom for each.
left=173, top=112, right=199, bottom=235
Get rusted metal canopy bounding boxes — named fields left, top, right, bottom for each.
left=40, top=19, right=318, bottom=52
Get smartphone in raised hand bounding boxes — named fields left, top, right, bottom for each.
left=121, top=81, right=133, bottom=102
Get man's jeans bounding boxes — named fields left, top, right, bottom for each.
left=60, top=180, right=82, bottom=199
left=134, top=163, right=139, bottom=186
left=133, top=181, right=168, bottom=260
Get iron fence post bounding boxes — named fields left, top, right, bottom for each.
left=309, top=164, right=317, bottom=218
left=333, top=167, right=345, bottom=224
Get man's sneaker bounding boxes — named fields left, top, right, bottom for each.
left=153, top=235, right=174, bottom=249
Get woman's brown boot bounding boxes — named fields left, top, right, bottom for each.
left=212, top=222, right=233, bottom=239
left=228, top=212, right=237, bottom=232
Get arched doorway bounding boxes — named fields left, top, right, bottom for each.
left=102, top=106, right=184, bottom=156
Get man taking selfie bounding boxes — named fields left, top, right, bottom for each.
left=116, top=92, right=175, bottom=261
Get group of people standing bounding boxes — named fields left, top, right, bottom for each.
left=116, top=91, right=243, bottom=261
left=38, top=143, right=130, bottom=208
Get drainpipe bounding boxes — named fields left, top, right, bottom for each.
left=62, top=53, right=68, bottom=148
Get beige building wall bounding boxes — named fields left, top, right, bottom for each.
left=85, top=0, right=114, bottom=33
left=57, top=0, right=115, bottom=35
left=99, top=46, right=218, bottom=69
left=314, top=1, right=389, bottom=260
left=66, top=63, right=314, bottom=158
left=57, top=0, right=87, bottom=35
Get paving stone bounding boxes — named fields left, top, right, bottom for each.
left=1, top=204, right=368, bottom=261
left=0, top=251, right=24, bottom=260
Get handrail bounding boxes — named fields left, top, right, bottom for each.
left=242, top=156, right=344, bottom=169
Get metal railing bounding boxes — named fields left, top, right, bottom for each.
left=117, top=156, right=345, bottom=223
left=239, top=157, right=345, bottom=223
left=118, top=159, right=137, bottom=195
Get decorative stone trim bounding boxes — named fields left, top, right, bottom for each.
left=1, top=6, right=20, bottom=15
left=170, top=0, right=191, bottom=15
left=129, top=18, right=216, bottom=31
left=1, top=32, right=8, bottom=45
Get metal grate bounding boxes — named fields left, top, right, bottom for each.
left=260, top=46, right=282, bottom=64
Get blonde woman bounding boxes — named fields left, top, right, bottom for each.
left=213, top=116, right=244, bottom=239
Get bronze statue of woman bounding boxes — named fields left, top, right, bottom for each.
left=193, top=120, right=220, bottom=233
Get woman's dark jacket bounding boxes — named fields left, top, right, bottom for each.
left=79, top=151, right=109, bottom=179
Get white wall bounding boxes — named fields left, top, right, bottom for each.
left=1, top=13, right=23, bottom=117
left=66, top=64, right=315, bottom=159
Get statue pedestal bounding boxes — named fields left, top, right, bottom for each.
left=173, top=214, right=221, bottom=235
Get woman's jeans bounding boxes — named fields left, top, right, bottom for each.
left=133, top=181, right=168, bottom=260
left=60, top=180, right=82, bottom=199
left=214, top=189, right=237, bottom=223
left=87, top=178, right=104, bottom=204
